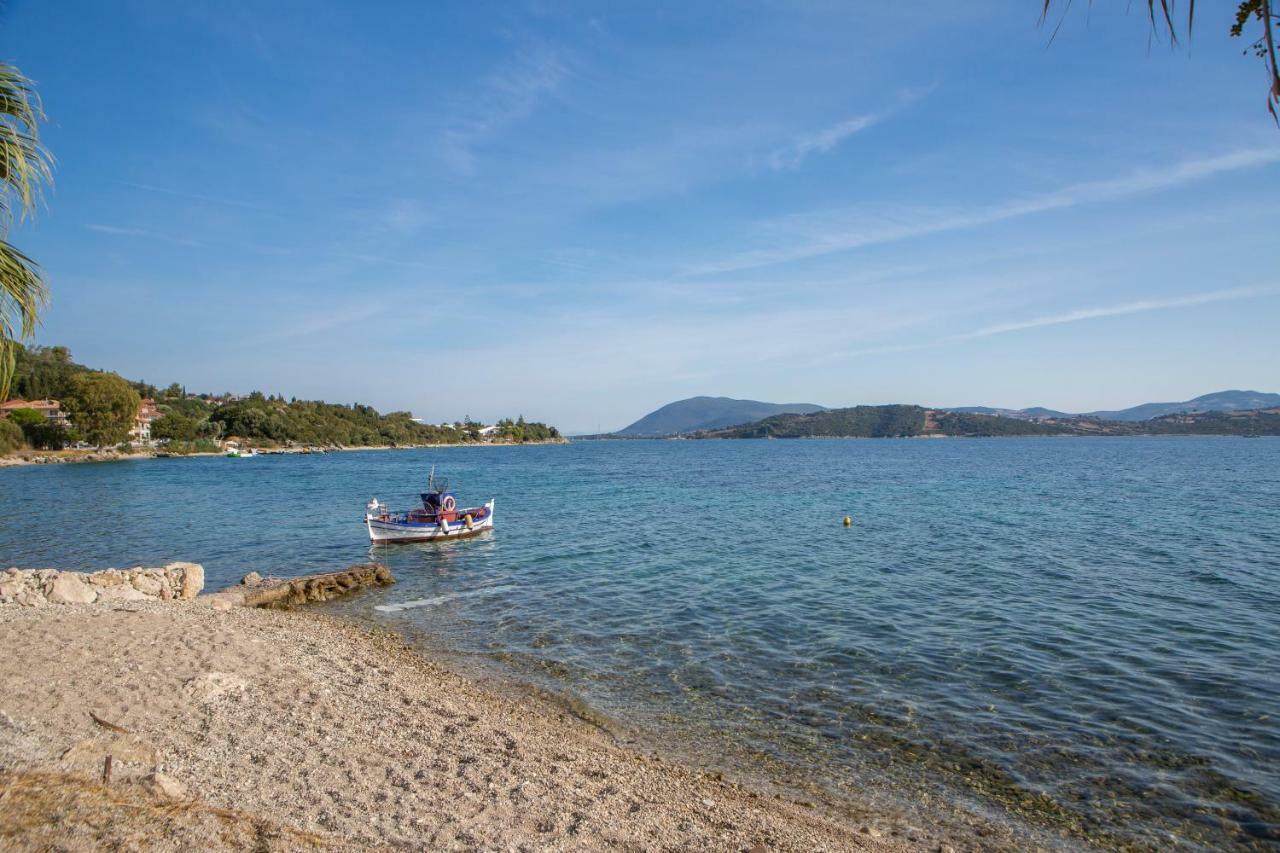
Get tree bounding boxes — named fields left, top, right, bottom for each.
left=150, top=412, right=200, bottom=442
left=0, top=417, right=21, bottom=453
left=64, top=372, right=140, bottom=448
left=5, top=405, right=63, bottom=449
left=1042, top=2, right=1280, bottom=122
left=0, top=63, right=53, bottom=399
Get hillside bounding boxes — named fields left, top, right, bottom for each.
left=1085, top=390, right=1280, bottom=421
left=704, top=405, right=1070, bottom=439
left=3, top=344, right=560, bottom=451
left=948, top=390, right=1280, bottom=422
left=616, top=396, right=825, bottom=436
left=701, top=403, right=1280, bottom=439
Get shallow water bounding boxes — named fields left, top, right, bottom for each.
left=2, top=438, right=1277, bottom=847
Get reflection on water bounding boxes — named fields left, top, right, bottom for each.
left=2, top=438, right=1278, bottom=848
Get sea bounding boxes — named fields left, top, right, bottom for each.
left=2, top=437, right=1277, bottom=849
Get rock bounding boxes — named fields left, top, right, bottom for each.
left=47, top=573, right=97, bottom=605
left=15, top=589, right=45, bottom=607
left=88, top=569, right=124, bottom=587
left=131, top=573, right=164, bottom=596
left=96, top=584, right=151, bottom=603
left=860, top=826, right=883, bottom=838
left=208, top=596, right=234, bottom=611
left=241, top=571, right=263, bottom=586
left=183, top=671, right=248, bottom=702
left=144, top=771, right=188, bottom=799
left=0, top=577, right=23, bottom=598
left=170, top=562, right=204, bottom=599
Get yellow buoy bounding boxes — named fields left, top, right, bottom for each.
left=842, top=516, right=852, bottom=527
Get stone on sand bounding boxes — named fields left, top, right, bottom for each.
left=47, top=573, right=97, bottom=605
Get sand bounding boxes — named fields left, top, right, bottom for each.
left=0, top=601, right=942, bottom=851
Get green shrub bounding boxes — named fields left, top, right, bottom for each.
left=0, top=418, right=24, bottom=453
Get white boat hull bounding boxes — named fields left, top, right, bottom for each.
left=365, top=500, right=495, bottom=543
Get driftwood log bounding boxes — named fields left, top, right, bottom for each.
left=201, top=563, right=394, bottom=610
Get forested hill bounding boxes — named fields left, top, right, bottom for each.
left=699, top=404, right=1280, bottom=438
left=704, top=405, right=1068, bottom=438
left=616, top=396, right=825, bottom=436
left=4, top=344, right=561, bottom=450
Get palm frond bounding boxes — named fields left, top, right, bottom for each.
left=0, top=62, right=52, bottom=400
left=0, top=62, right=53, bottom=223
left=0, top=238, right=47, bottom=399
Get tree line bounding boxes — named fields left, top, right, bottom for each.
left=1, top=344, right=561, bottom=453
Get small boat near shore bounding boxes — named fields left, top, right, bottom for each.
left=364, top=471, right=494, bottom=543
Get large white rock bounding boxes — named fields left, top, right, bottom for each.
left=168, top=562, right=204, bottom=599
left=130, top=573, right=164, bottom=597
left=47, top=573, right=97, bottom=605
left=88, top=569, right=125, bottom=587
left=96, top=584, right=150, bottom=603
left=15, top=589, right=45, bottom=607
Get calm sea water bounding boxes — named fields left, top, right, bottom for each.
left=2, top=438, right=1277, bottom=848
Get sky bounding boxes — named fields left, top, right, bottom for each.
left=2, top=1, right=1278, bottom=433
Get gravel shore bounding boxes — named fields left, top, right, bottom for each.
left=0, top=601, right=937, bottom=851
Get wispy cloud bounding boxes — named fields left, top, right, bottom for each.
left=691, top=147, right=1280, bottom=275
left=953, top=285, right=1279, bottom=342
left=86, top=223, right=202, bottom=247
left=121, top=181, right=277, bottom=214
left=830, top=284, right=1280, bottom=361
left=437, top=46, right=567, bottom=175
left=769, top=114, right=880, bottom=170
left=235, top=300, right=388, bottom=346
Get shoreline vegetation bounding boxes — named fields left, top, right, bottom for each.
left=0, top=576, right=977, bottom=851
left=0, top=439, right=568, bottom=468
left=0, top=344, right=564, bottom=462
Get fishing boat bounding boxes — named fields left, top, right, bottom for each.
left=364, top=470, right=494, bottom=543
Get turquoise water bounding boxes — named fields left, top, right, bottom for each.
left=2, top=438, right=1278, bottom=847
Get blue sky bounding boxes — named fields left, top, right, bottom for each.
left=3, top=1, right=1278, bottom=433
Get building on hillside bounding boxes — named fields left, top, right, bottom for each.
left=478, top=424, right=500, bottom=438
left=130, top=398, right=161, bottom=443
left=0, top=398, right=70, bottom=428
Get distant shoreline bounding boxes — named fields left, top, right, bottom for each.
left=0, top=438, right=569, bottom=469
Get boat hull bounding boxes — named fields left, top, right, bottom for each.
left=365, top=500, right=494, bottom=543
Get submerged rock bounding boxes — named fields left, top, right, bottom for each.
left=205, top=563, right=395, bottom=610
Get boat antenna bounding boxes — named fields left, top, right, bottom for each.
left=428, top=465, right=435, bottom=492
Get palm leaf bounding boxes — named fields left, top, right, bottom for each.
left=0, top=62, right=52, bottom=400
left=0, top=63, right=53, bottom=222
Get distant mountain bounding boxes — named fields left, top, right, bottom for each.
left=703, top=405, right=1070, bottom=439
left=1083, top=390, right=1280, bottom=421
left=949, top=405, right=1072, bottom=420
left=700, top=404, right=1280, bottom=439
left=947, top=390, right=1280, bottom=422
left=616, top=396, right=826, bottom=436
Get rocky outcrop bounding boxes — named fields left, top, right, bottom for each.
left=0, top=563, right=205, bottom=607
left=200, top=563, right=394, bottom=610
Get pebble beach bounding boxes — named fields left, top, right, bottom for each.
left=0, top=599, right=951, bottom=851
